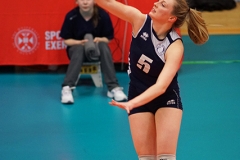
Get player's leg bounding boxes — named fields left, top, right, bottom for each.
left=98, top=42, right=127, bottom=101
left=98, top=42, right=119, bottom=90
left=128, top=112, right=157, bottom=160
left=155, top=108, right=182, bottom=160
left=62, top=45, right=85, bottom=87
left=61, top=45, right=85, bottom=103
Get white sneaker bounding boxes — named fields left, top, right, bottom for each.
left=61, top=86, right=74, bottom=104
left=107, top=87, right=127, bottom=102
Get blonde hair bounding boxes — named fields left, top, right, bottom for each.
left=172, top=0, right=209, bottom=45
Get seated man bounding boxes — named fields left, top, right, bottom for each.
left=60, top=0, right=127, bottom=104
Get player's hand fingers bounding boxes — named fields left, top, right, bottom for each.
left=109, top=100, right=128, bottom=112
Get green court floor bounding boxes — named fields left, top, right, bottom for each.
left=0, top=35, right=240, bottom=160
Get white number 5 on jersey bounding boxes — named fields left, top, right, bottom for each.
left=137, top=54, right=153, bottom=73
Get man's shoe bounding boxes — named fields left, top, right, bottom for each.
left=107, top=87, right=127, bottom=102
left=61, top=86, right=74, bottom=104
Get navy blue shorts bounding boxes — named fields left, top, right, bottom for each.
left=128, top=85, right=183, bottom=115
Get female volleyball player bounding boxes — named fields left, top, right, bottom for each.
left=95, top=0, right=209, bottom=159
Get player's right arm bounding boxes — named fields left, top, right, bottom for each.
left=95, top=0, right=146, bottom=35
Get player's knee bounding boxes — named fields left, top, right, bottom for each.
left=157, top=154, right=176, bottom=160
left=138, top=155, right=156, bottom=160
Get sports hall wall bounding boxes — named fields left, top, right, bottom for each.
left=0, top=0, right=156, bottom=66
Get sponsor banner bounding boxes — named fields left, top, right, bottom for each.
left=0, top=0, right=74, bottom=65
left=0, top=0, right=177, bottom=65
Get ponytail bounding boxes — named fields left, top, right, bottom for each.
left=186, top=9, right=209, bottom=45
left=173, top=0, right=209, bottom=45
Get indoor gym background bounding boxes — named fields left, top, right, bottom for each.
left=0, top=2, right=240, bottom=160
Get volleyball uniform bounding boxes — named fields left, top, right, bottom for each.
left=128, top=15, right=183, bottom=115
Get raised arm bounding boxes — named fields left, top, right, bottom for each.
left=95, top=0, right=146, bottom=34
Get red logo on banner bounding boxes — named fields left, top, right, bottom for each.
left=13, top=27, right=39, bottom=54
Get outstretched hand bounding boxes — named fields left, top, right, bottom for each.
left=109, top=99, right=132, bottom=114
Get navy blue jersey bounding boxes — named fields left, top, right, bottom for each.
left=128, top=15, right=181, bottom=93
left=60, top=6, right=114, bottom=43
